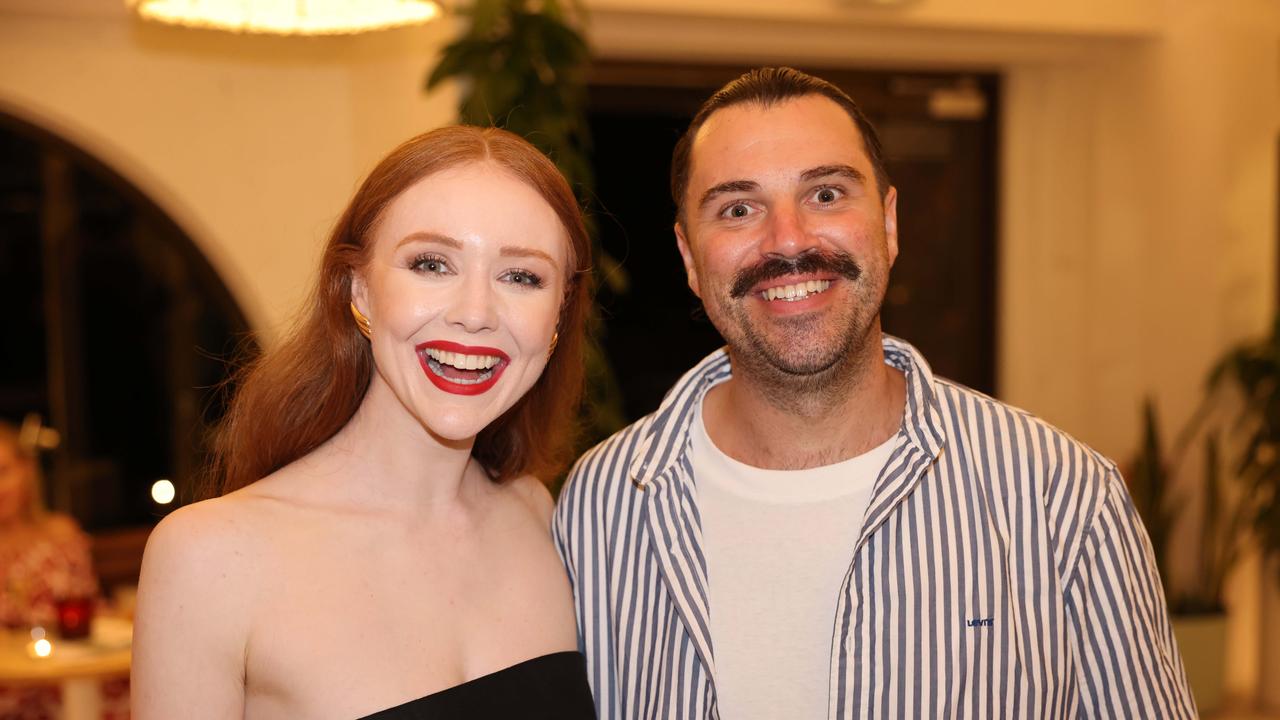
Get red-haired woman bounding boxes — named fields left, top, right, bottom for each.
left=131, top=126, right=596, bottom=719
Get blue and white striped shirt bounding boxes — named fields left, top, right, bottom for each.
left=553, top=337, right=1196, bottom=719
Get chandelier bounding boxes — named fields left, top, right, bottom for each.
left=128, top=0, right=442, bottom=35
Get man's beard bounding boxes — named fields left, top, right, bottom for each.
left=710, top=248, right=884, bottom=407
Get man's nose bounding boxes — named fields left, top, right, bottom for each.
left=759, top=202, right=818, bottom=258
left=444, top=273, right=499, bottom=334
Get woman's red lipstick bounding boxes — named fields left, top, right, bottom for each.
left=416, top=341, right=510, bottom=396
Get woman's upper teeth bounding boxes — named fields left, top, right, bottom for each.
left=425, top=348, right=501, bottom=370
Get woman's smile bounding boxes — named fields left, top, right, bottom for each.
left=417, top=340, right=510, bottom=395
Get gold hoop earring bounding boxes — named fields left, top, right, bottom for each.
left=548, top=331, right=559, bottom=357
left=350, top=302, right=372, bottom=340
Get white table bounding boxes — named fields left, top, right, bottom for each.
left=0, top=618, right=132, bottom=720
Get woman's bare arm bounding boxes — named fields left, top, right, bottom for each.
left=132, top=501, right=253, bottom=719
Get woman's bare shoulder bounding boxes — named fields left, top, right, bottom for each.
left=145, top=453, right=352, bottom=564
left=142, top=494, right=267, bottom=587
left=133, top=495, right=271, bottom=717
left=143, top=467, right=324, bottom=588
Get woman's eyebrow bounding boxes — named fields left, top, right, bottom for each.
left=395, top=233, right=558, bottom=269
left=395, top=231, right=461, bottom=250
left=501, top=246, right=559, bottom=269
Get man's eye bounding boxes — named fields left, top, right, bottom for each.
left=814, top=187, right=842, bottom=203
left=722, top=203, right=753, bottom=219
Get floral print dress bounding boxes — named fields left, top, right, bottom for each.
left=0, top=523, right=98, bottom=630
left=0, top=519, right=106, bottom=720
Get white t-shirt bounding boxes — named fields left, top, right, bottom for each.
left=691, top=397, right=896, bottom=720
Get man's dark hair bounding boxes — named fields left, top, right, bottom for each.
left=670, top=67, right=890, bottom=223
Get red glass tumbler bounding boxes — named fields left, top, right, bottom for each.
left=55, top=596, right=94, bottom=640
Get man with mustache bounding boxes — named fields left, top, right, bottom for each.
left=555, top=67, right=1194, bottom=719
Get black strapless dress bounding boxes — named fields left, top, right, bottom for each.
left=357, top=651, right=596, bottom=719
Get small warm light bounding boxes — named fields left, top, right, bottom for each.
left=31, top=638, right=53, bottom=658
left=127, top=0, right=441, bottom=36
left=151, top=479, right=176, bottom=505
left=30, top=626, right=46, bottom=641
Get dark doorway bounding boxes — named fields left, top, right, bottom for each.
left=587, top=62, right=999, bottom=421
left=0, top=113, right=254, bottom=530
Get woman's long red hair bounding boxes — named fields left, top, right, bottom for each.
left=206, top=126, right=592, bottom=496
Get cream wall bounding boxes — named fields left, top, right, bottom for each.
left=0, top=4, right=460, bottom=339
left=589, top=0, right=1163, bottom=38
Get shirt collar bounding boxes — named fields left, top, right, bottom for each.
left=627, top=334, right=946, bottom=489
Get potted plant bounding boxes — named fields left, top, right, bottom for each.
left=1130, top=317, right=1280, bottom=711
left=1128, top=397, right=1248, bottom=713
left=1208, top=316, right=1280, bottom=583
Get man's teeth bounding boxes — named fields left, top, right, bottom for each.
left=760, top=280, right=832, bottom=302
left=423, top=348, right=502, bottom=370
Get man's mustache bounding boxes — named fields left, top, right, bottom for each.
left=729, top=250, right=862, bottom=298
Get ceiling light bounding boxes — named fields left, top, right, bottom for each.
left=128, top=0, right=442, bottom=36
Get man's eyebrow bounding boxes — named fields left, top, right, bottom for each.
left=800, top=164, right=867, bottom=183
left=698, top=180, right=760, bottom=210
left=395, top=231, right=461, bottom=250
left=501, top=246, right=560, bottom=269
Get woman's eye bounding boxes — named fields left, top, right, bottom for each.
left=504, top=270, right=545, bottom=288
left=410, top=254, right=449, bottom=274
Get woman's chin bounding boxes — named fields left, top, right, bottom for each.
left=405, top=384, right=533, bottom=445
left=413, top=410, right=497, bottom=446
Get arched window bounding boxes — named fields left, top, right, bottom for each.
left=0, top=112, right=255, bottom=531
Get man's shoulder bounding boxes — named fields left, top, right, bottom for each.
left=561, top=412, right=659, bottom=500
left=552, top=412, right=662, bottom=557
left=559, top=348, right=729, bottom=503
left=929, top=375, right=1119, bottom=478
left=926, top=377, right=1125, bottom=568
left=889, top=335, right=1117, bottom=477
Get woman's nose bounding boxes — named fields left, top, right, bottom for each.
left=443, top=273, right=499, bottom=334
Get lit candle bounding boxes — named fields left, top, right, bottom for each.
left=25, top=627, right=53, bottom=659
left=27, top=638, right=53, bottom=659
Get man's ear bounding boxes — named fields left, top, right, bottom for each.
left=883, top=185, right=899, bottom=267
left=674, top=222, right=701, bottom=299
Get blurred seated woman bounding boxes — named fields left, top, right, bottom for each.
left=0, top=420, right=100, bottom=720
left=132, top=126, right=595, bottom=719
left=0, top=420, right=97, bottom=631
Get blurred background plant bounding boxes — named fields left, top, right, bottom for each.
left=1129, top=397, right=1248, bottom=614
left=1130, top=316, right=1280, bottom=613
left=1136, top=397, right=1244, bottom=609
left=1209, top=317, right=1280, bottom=587
left=1128, top=320, right=1280, bottom=711
left=426, top=0, right=628, bottom=451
